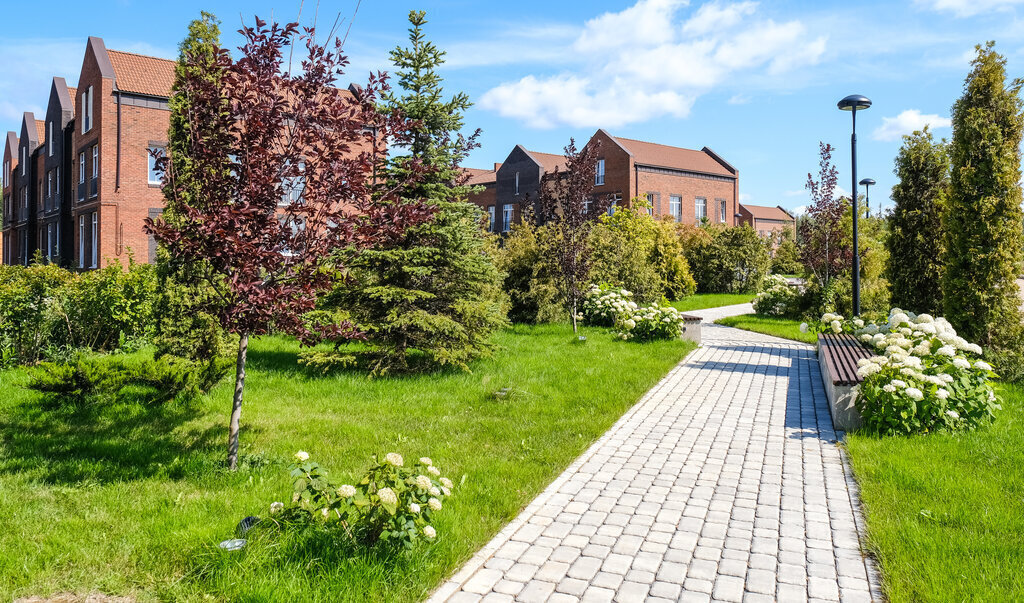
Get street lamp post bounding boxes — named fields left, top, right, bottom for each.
left=838, top=94, right=872, bottom=316
left=859, top=178, right=875, bottom=217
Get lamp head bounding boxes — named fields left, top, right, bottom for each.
left=859, top=178, right=876, bottom=186
left=838, top=94, right=872, bottom=111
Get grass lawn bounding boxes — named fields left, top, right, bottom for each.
left=714, top=313, right=817, bottom=344
left=845, top=382, right=1024, bottom=601
left=670, top=293, right=753, bottom=313
left=0, top=324, right=695, bottom=602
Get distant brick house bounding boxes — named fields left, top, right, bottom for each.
left=466, top=129, right=739, bottom=233
left=737, top=204, right=795, bottom=238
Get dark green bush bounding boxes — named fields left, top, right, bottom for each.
left=682, top=224, right=771, bottom=293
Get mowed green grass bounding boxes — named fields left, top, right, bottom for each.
left=845, top=382, right=1024, bottom=602
left=715, top=313, right=817, bottom=344
left=0, top=324, right=695, bottom=602
left=670, top=293, right=753, bottom=313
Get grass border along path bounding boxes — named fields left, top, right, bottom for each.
left=671, top=293, right=753, bottom=313
left=714, top=313, right=817, bottom=344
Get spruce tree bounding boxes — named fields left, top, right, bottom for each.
left=332, top=11, right=506, bottom=373
left=943, top=41, right=1024, bottom=377
left=887, top=127, right=948, bottom=314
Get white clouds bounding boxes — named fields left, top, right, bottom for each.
left=0, top=39, right=82, bottom=124
left=872, top=109, right=952, bottom=141
left=739, top=193, right=752, bottom=202
left=479, top=0, right=827, bottom=129
left=728, top=93, right=752, bottom=104
left=916, top=0, right=1024, bottom=17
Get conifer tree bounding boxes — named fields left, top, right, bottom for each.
left=330, top=10, right=506, bottom=373
left=887, top=127, right=948, bottom=314
left=943, top=41, right=1024, bottom=377
left=152, top=12, right=234, bottom=369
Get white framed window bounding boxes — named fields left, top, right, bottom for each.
left=502, top=204, right=513, bottom=232
left=148, top=146, right=164, bottom=185
left=20, top=230, right=27, bottom=265
left=55, top=223, right=60, bottom=255
left=584, top=197, right=591, bottom=215
left=47, top=171, right=52, bottom=199
left=48, top=121, right=53, bottom=156
left=645, top=193, right=656, bottom=215
left=79, top=152, right=85, bottom=184
left=55, top=168, right=60, bottom=207
left=21, top=147, right=26, bottom=175
left=82, top=87, right=93, bottom=133
left=487, top=205, right=495, bottom=230
left=79, top=215, right=85, bottom=268
left=92, top=146, right=98, bottom=180
left=670, top=195, right=681, bottom=222
left=3, top=159, right=8, bottom=188
left=595, top=159, right=605, bottom=186
left=514, top=172, right=519, bottom=195
left=695, top=197, right=707, bottom=224
left=46, top=223, right=53, bottom=260
left=608, top=194, right=619, bottom=216
left=719, top=199, right=727, bottom=223
left=90, top=211, right=98, bottom=268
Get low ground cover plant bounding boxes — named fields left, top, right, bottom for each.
left=263, top=451, right=455, bottom=549
left=807, top=308, right=998, bottom=435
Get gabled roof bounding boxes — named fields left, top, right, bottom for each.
left=525, top=150, right=568, bottom=173
left=67, top=86, right=78, bottom=101
left=463, top=167, right=497, bottom=186
left=741, top=204, right=794, bottom=221
left=108, top=49, right=176, bottom=97
left=610, top=135, right=736, bottom=177
left=4, top=132, right=17, bottom=164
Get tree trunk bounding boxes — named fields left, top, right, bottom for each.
left=571, top=296, right=578, bottom=334
left=227, top=332, right=248, bottom=471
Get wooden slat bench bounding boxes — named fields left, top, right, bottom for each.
left=817, top=333, right=874, bottom=431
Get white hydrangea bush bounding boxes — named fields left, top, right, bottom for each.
left=266, top=451, right=455, bottom=548
left=615, top=304, right=688, bottom=341
left=813, top=308, right=999, bottom=435
left=753, top=274, right=800, bottom=317
left=580, top=284, right=638, bottom=327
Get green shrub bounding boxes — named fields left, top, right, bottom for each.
left=771, top=231, right=802, bottom=275
left=264, top=451, right=455, bottom=549
left=589, top=204, right=694, bottom=303
left=615, top=304, right=688, bottom=341
left=753, top=275, right=800, bottom=317
left=682, top=223, right=771, bottom=293
left=0, top=258, right=157, bottom=366
left=26, top=353, right=230, bottom=405
left=493, top=218, right=565, bottom=324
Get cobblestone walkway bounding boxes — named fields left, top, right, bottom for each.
left=431, top=304, right=880, bottom=603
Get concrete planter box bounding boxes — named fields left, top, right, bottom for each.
left=681, top=315, right=702, bottom=345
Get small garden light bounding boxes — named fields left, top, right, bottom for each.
left=859, top=178, right=876, bottom=217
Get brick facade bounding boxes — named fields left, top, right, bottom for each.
left=737, top=204, right=796, bottom=239
left=467, top=129, right=739, bottom=231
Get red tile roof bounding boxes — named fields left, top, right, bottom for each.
left=107, top=49, right=176, bottom=97
left=527, top=150, right=568, bottom=173
left=612, top=135, right=734, bottom=177
left=463, top=167, right=497, bottom=185
left=742, top=204, right=794, bottom=222
left=34, top=120, right=46, bottom=148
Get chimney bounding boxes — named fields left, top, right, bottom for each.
left=494, top=162, right=502, bottom=172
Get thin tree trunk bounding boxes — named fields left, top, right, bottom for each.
left=227, top=332, right=248, bottom=471
left=571, top=296, right=578, bottom=334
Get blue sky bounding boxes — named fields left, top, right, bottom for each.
left=1, top=0, right=1020, bottom=213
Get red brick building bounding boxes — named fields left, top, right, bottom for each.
left=466, top=129, right=739, bottom=233
left=737, top=204, right=795, bottom=238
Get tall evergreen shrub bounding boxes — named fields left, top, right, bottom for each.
left=943, top=42, right=1024, bottom=379
left=887, top=127, right=948, bottom=314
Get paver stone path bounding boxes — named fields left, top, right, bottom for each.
left=431, top=304, right=881, bottom=603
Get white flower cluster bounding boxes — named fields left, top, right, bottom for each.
left=580, top=284, right=638, bottom=327
left=616, top=304, right=687, bottom=341
left=816, top=307, right=997, bottom=430
left=753, top=275, right=800, bottom=317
